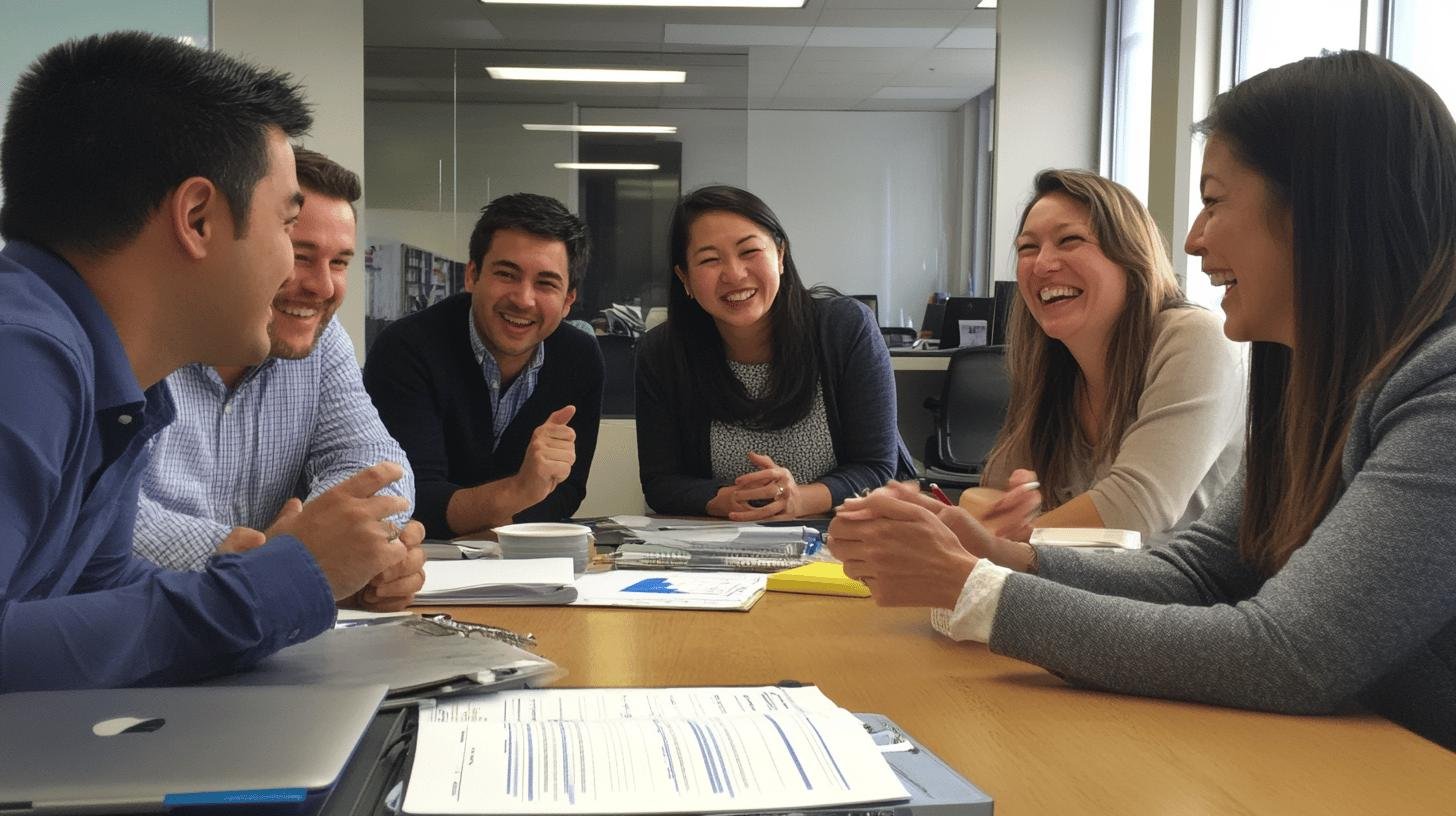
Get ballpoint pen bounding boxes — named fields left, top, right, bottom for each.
left=928, top=483, right=953, bottom=506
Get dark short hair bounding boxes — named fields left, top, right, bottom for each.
left=0, top=31, right=312, bottom=254
left=293, top=146, right=361, bottom=212
left=467, top=193, right=590, bottom=290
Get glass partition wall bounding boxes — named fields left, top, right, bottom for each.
left=362, top=2, right=995, bottom=344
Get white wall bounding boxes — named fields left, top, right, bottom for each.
left=214, top=0, right=367, bottom=358
left=991, top=0, right=1105, bottom=280
left=747, top=109, right=962, bottom=330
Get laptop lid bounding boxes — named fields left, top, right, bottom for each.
left=0, top=684, right=386, bottom=815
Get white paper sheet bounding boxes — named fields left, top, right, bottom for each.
left=402, top=686, right=908, bottom=815
left=568, top=570, right=766, bottom=611
left=420, top=558, right=575, bottom=595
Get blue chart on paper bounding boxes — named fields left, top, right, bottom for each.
left=622, top=578, right=685, bottom=594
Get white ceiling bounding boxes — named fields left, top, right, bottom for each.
left=363, top=0, right=996, bottom=111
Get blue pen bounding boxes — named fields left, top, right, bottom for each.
left=803, top=529, right=824, bottom=556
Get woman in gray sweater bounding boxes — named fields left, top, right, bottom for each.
left=827, top=50, right=1456, bottom=751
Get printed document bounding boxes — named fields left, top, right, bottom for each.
left=569, top=570, right=766, bottom=611
left=402, top=686, right=908, bottom=815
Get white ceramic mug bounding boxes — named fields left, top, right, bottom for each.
left=492, top=522, right=594, bottom=573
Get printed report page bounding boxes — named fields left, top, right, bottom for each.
left=402, top=686, right=908, bottom=814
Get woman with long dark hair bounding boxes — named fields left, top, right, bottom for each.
left=826, top=51, right=1456, bottom=750
left=635, top=185, right=910, bottom=519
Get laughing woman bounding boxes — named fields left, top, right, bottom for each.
left=828, top=51, right=1456, bottom=750
left=635, top=185, right=912, bottom=519
left=965, top=170, right=1244, bottom=545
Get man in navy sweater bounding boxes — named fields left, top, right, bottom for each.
left=364, top=194, right=604, bottom=539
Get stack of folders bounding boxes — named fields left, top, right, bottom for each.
left=612, top=525, right=822, bottom=573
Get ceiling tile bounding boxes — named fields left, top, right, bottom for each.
left=805, top=26, right=950, bottom=48
left=664, top=24, right=811, bottom=46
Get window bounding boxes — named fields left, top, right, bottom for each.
left=1107, top=0, right=1155, bottom=204
left=1389, top=0, right=1456, bottom=112
left=1234, top=0, right=1363, bottom=81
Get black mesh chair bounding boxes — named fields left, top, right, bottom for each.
left=597, top=334, right=637, bottom=417
left=922, top=345, right=1010, bottom=488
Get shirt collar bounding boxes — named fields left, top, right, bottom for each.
left=3, top=241, right=144, bottom=412
left=467, top=310, right=547, bottom=385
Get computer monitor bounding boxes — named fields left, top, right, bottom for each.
left=920, top=301, right=946, bottom=341
left=938, top=296, right=997, bottom=349
left=849, top=294, right=880, bottom=324
left=992, top=280, right=1018, bottom=346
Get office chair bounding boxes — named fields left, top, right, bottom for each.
left=922, top=345, right=1010, bottom=489
left=596, top=334, right=637, bottom=417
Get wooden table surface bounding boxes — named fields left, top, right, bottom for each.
left=429, top=591, right=1456, bottom=814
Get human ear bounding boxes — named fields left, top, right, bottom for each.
left=674, top=265, right=694, bottom=299
left=169, top=177, right=221, bottom=261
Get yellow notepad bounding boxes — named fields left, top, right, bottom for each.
left=766, top=562, right=871, bottom=598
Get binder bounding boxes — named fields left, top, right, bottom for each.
left=204, top=614, right=562, bottom=705
left=317, top=710, right=993, bottom=816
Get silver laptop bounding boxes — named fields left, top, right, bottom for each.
left=0, top=683, right=386, bottom=814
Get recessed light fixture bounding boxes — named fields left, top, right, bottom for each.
left=524, top=124, right=679, bottom=134
left=487, top=66, right=686, bottom=83
left=555, top=162, right=661, bottom=171
left=975, top=0, right=997, bottom=8
left=482, top=1, right=805, bottom=7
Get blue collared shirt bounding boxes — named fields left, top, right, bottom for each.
left=468, top=310, right=546, bottom=448
left=134, top=319, right=415, bottom=571
left=0, top=241, right=335, bottom=692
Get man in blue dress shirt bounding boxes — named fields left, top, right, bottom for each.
left=133, top=148, right=425, bottom=612
left=0, top=32, right=412, bottom=691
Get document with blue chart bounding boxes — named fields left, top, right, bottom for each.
left=568, top=570, right=767, bottom=611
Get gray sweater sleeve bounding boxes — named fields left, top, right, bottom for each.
left=989, top=328, right=1456, bottom=716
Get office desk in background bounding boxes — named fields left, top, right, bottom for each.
left=428, top=593, right=1456, bottom=814
left=891, top=348, right=954, bottom=467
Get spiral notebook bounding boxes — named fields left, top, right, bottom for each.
left=611, top=540, right=810, bottom=572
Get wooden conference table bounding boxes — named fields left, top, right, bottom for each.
left=423, top=591, right=1456, bottom=814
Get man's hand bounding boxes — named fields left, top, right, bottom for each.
left=216, top=526, right=266, bottom=555
left=516, top=405, right=577, bottom=504
left=270, top=462, right=411, bottom=601
left=345, top=520, right=427, bottom=612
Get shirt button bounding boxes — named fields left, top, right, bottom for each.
left=117, top=414, right=133, bottom=425
left=223, top=403, right=233, bottom=414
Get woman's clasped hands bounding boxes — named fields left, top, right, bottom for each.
left=827, top=481, right=1039, bottom=608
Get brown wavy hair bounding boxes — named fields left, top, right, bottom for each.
left=1196, top=52, right=1456, bottom=574
left=984, top=170, right=1189, bottom=507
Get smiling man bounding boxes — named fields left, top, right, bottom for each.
left=134, top=148, right=423, bottom=611
left=364, top=194, right=603, bottom=538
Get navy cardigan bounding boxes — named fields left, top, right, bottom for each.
left=635, top=295, right=912, bottom=515
left=363, top=293, right=604, bottom=538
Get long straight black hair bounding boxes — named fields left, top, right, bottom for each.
left=665, top=185, right=821, bottom=429
left=1196, top=51, right=1456, bottom=574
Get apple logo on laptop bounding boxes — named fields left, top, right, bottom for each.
left=92, top=716, right=166, bottom=736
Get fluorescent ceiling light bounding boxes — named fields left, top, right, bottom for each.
left=524, top=124, right=678, bottom=134
left=487, top=66, right=685, bottom=83
left=482, top=1, right=804, bottom=7
left=975, top=0, right=997, bottom=8
left=555, top=162, right=661, bottom=170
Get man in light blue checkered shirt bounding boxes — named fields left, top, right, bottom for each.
left=134, top=148, right=424, bottom=610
